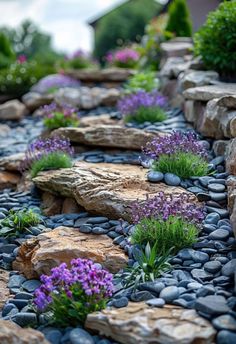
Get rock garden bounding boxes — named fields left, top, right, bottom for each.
left=0, top=1, right=235, bottom=343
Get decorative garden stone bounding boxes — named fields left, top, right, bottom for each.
left=0, top=100, right=28, bottom=120
left=0, top=269, right=11, bottom=310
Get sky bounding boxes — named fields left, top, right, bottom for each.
left=0, top=0, right=126, bottom=53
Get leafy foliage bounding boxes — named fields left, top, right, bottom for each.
left=42, top=103, right=79, bottom=129
left=125, top=72, right=160, bottom=93
left=166, top=0, right=192, bottom=37
left=125, top=106, right=166, bottom=124
left=0, top=209, right=41, bottom=237
left=34, top=258, right=113, bottom=327
left=30, top=152, right=73, bottom=178
left=124, top=243, right=171, bottom=289
left=153, top=151, right=209, bottom=179
left=194, top=1, right=236, bottom=77
left=132, top=216, right=198, bottom=255
left=0, top=32, right=15, bottom=69
left=94, top=0, right=161, bottom=61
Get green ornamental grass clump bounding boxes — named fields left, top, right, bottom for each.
left=166, top=0, right=192, bottom=37
left=21, top=136, right=74, bottom=178
left=0, top=208, right=41, bottom=237
left=125, top=72, right=160, bottom=93
left=143, top=131, right=209, bottom=179
left=194, top=1, right=236, bottom=78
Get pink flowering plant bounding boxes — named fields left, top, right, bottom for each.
left=34, top=258, right=114, bottom=326
left=131, top=192, right=205, bottom=255
left=106, top=48, right=140, bottom=69
left=143, top=131, right=209, bottom=178
left=118, top=90, right=167, bottom=123
left=22, top=136, right=74, bottom=178
left=42, top=102, right=79, bottom=129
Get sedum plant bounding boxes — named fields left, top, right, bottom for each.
left=143, top=131, right=209, bottom=178
left=131, top=192, right=204, bottom=255
left=125, top=71, right=160, bottom=93
left=34, top=258, right=114, bottom=327
left=42, top=102, right=79, bottom=129
left=22, top=136, right=74, bottom=178
left=124, top=242, right=171, bottom=289
left=194, top=1, right=236, bottom=79
left=0, top=208, right=41, bottom=237
left=118, top=90, right=167, bottom=124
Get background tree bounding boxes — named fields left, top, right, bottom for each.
left=166, top=0, right=192, bottom=37
left=94, top=0, right=161, bottom=61
left=0, top=32, right=15, bottom=69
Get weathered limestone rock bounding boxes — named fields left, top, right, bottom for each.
left=41, top=191, right=63, bottom=216
left=0, top=171, right=20, bottom=190
left=33, top=162, right=197, bottom=221
left=226, top=138, right=236, bottom=175
left=184, top=83, right=236, bottom=102
left=0, top=320, right=49, bottom=344
left=85, top=303, right=216, bottom=344
left=61, top=197, right=83, bottom=214
left=161, top=40, right=193, bottom=59
left=184, top=100, right=205, bottom=125
left=160, top=57, right=190, bottom=78
left=226, top=176, right=236, bottom=238
left=0, top=269, right=11, bottom=310
left=0, top=100, right=28, bottom=120
left=53, top=125, right=160, bottom=150
left=13, top=226, right=128, bottom=278
left=0, top=153, right=25, bottom=172
left=22, top=92, right=53, bottom=111
left=217, top=95, right=236, bottom=108
left=79, top=114, right=120, bottom=127
left=66, top=68, right=134, bottom=82
left=179, top=70, right=219, bottom=91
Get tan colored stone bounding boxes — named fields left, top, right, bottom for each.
left=65, top=67, right=134, bottom=82
left=179, top=70, right=218, bottom=91
left=161, top=41, right=193, bottom=59
left=41, top=191, right=63, bottom=216
left=100, top=88, right=120, bottom=106
left=212, top=140, right=229, bottom=157
left=22, top=92, right=53, bottom=111
left=80, top=114, right=121, bottom=127
left=62, top=198, right=83, bottom=214
left=0, top=320, right=49, bottom=344
left=0, top=269, right=11, bottom=310
left=13, top=226, right=128, bottom=278
left=85, top=302, right=216, bottom=344
left=53, top=125, right=160, bottom=150
left=226, top=138, right=236, bottom=175
left=0, top=171, right=20, bottom=190
left=0, top=153, right=25, bottom=172
left=0, top=100, right=28, bottom=120
left=33, top=162, right=197, bottom=221
left=226, top=176, right=236, bottom=237
left=217, top=95, right=236, bottom=108
left=160, top=57, right=190, bottom=78
left=230, top=117, right=236, bottom=138
left=184, top=83, right=236, bottom=101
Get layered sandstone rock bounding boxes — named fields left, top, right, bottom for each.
left=65, top=67, right=135, bottom=82
left=85, top=302, right=216, bottom=344
left=79, top=114, right=120, bottom=127
left=0, top=153, right=25, bottom=172
left=33, top=162, right=197, bottom=221
left=0, top=269, right=11, bottom=310
left=0, top=171, right=20, bottom=190
left=53, top=125, right=159, bottom=150
left=13, top=226, right=127, bottom=278
left=183, top=84, right=236, bottom=102
left=0, top=320, right=49, bottom=344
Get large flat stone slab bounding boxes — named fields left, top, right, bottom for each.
left=65, top=67, right=135, bottom=82
left=184, top=84, right=236, bottom=101
left=85, top=302, right=216, bottom=344
left=33, top=162, right=196, bottom=221
left=0, top=320, right=49, bottom=344
left=53, top=125, right=160, bottom=150
left=13, top=226, right=127, bottom=279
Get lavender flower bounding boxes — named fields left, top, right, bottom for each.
left=21, top=136, right=74, bottom=172
left=118, top=90, right=167, bottom=116
left=31, top=74, right=80, bottom=94
left=142, top=131, right=208, bottom=159
left=131, top=192, right=205, bottom=224
left=34, top=258, right=114, bottom=325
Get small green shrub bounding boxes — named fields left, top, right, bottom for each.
left=44, top=111, right=79, bottom=129
left=194, top=1, right=236, bottom=77
left=125, top=106, right=166, bottom=124
left=124, top=242, right=171, bottom=289
left=132, top=216, right=198, bottom=255
left=166, top=0, right=192, bottom=37
left=31, top=152, right=72, bottom=178
left=153, top=152, right=209, bottom=179
left=125, top=72, right=160, bottom=93
left=0, top=209, right=41, bottom=237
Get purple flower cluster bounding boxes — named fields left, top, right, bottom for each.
left=42, top=102, right=78, bottom=119
left=143, top=131, right=208, bottom=159
left=21, top=136, right=74, bottom=172
left=118, top=90, right=167, bottom=116
left=106, top=48, right=140, bottom=64
left=34, top=258, right=114, bottom=311
left=31, top=74, right=80, bottom=94
left=131, top=192, right=205, bottom=224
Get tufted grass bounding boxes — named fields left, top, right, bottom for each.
left=125, top=106, right=167, bottom=124
left=152, top=151, right=209, bottom=179
left=31, top=152, right=72, bottom=178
